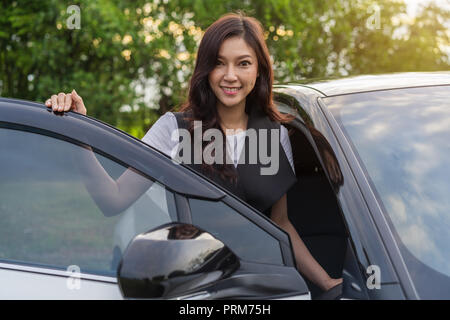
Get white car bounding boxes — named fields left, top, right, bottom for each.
left=1, top=72, right=449, bottom=299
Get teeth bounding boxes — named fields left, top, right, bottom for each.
left=222, top=87, right=240, bottom=92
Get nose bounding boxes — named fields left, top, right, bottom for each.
left=223, top=65, right=238, bottom=82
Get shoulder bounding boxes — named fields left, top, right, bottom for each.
left=143, top=111, right=176, bottom=129
left=157, top=111, right=177, bottom=124
left=141, top=112, right=178, bottom=149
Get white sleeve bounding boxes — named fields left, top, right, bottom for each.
left=280, top=125, right=296, bottom=175
left=141, top=112, right=179, bottom=158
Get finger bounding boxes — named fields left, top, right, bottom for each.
left=51, top=95, right=58, bottom=111
left=64, top=93, right=72, bottom=112
left=72, top=89, right=87, bottom=115
left=45, top=99, right=51, bottom=107
left=57, top=92, right=65, bottom=112
left=71, top=89, right=81, bottom=104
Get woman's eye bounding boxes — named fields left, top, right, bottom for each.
left=240, top=61, right=251, bottom=66
left=216, top=60, right=224, bottom=65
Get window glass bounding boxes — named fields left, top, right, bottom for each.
left=189, top=198, right=283, bottom=265
left=323, top=86, right=450, bottom=298
left=0, top=128, right=177, bottom=276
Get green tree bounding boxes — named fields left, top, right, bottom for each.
left=0, top=0, right=176, bottom=136
left=348, top=1, right=450, bottom=74
left=1, top=0, right=449, bottom=138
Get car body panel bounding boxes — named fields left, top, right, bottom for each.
left=285, top=71, right=450, bottom=96
left=0, top=263, right=121, bottom=300
left=273, top=73, right=450, bottom=299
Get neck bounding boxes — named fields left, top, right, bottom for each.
left=217, top=102, right=247, bottom=132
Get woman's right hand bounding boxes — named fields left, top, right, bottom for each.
left=45, top=89, right=87, bottom=115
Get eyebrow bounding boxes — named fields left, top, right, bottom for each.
left=217, top=54, right=253, bottom=60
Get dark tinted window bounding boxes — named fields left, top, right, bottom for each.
left=323, top=85, right=450, bottom=298
left=0, top=128, right=177, bottom=276
left=189, top=198, right=284, bottom=265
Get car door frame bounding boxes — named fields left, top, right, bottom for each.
left=316, top=93, right=420, bottom=300
left=273, top=86, right=418, bottom=299
left=0, top=98, right=308, bottom=299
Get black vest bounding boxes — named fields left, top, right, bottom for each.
left=173, top=107, right=297, bottom=217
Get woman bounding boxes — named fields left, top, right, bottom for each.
left=45, top=13, right=342, bottom=294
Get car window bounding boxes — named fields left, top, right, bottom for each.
left=323, top=85, right=450, bottom=298
left=0, top=127, right=177, bottom=277
left=189, top=198, right=284, bottom=265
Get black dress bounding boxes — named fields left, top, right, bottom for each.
left=173, top=106, right=297, bottom=218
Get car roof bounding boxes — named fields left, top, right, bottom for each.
left=282, top=71, right=450, bottom=96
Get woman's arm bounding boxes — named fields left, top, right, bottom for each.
left=73, top=147, right=152, bottom=216
left=45, top=91, right=154, bottom=217
left=73, top=112, right=179, bottom=216
left=270, top=194, right=342, bottom=291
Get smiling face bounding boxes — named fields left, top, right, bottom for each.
left=208, top=36, right=259, bottom=111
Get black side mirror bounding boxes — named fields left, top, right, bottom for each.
left=117, top=222, right=240, bottom=299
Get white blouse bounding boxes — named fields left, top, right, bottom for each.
left=142, top=112, right=295, bottom=174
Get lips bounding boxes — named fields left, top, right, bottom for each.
left=221, top=86, right=242, bottom=95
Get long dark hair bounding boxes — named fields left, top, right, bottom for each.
left=179, top=12, right=291, bottom=180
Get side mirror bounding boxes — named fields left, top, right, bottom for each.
left=117, top=222, right=240, bottom=299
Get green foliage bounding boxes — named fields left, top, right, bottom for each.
left=1, top=0, right=449, bottom=138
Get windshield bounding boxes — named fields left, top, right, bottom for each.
left=323, top=85, right=450, bottom=299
